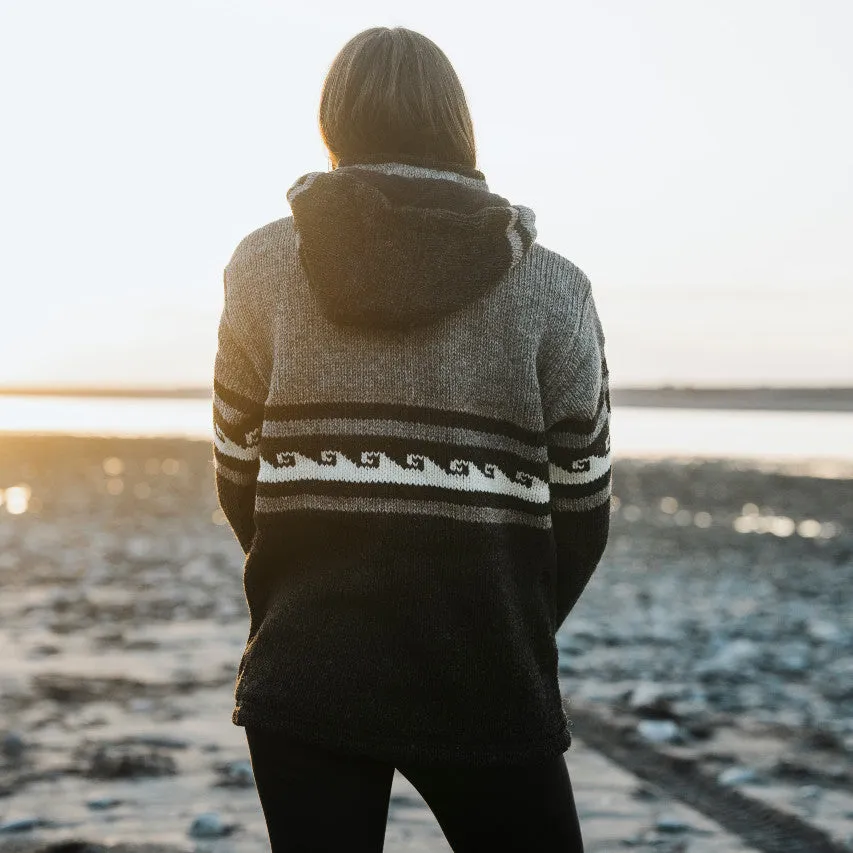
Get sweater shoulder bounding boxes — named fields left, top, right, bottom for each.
left=223, top=216, right=296, bottom=329
left=523, top=242, right=592, bottom=314
left=226, top=216, right=296, bottom=276
left=522, top=243, right=597, bottom=416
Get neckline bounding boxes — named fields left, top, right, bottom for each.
left=334, top=160, right=489, bottom=192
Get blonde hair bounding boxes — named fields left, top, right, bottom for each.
left=319, top=27, right=477, bottom=171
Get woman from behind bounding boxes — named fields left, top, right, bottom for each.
left=213, top=24, right=611, bottom=853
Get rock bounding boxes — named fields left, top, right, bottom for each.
left=213, top=758, right=254, bottom=788
left=655, top=813, right=691, bottom=832
left=820, top=657, right=853, bottom=700
left=807, top=619, right=844, bottom=644
left=769, top=641, right=811, bottom=674
left=795, top=783, right=823, bottom=801
left=695, top=638, right=762, bottom=682
left=85, top=742, right=177, bottom=779
left=0, top=816, right=47, bottom=833
left=682, top=716, right=716, bottom=740
left=188, top=811, right=237, bottom=838
left=128, top=734, right=190, bottom=749
left=87, top=796, right=124, bottom=810
left=627, top=682, right=675, bottom=715
left=1, top=730, right=26, bottom=759
left=637, top=719, right=684, bottom=744
left=630, top=783, right=661, bottom=801
left=718, top=766, right=761, bottom=786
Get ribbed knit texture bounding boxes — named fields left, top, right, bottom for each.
left=213, top=160, right=611, bottom=768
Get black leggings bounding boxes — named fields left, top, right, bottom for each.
left=244, top=726, right=585, bottom=852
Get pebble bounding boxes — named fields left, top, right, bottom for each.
left=1, top=730, right=25, bottom=759
left=627, top=682, right=675, bottom=714
left=655, top=813, right=692, bottom=833
left=87, top=796, right=124, bottom=810
left=85, top=742, right=178, bottom=779
left=718, top=766, right=760, bottom=786
left=188, top=811, right=237, bottom=838
left=214, top=758, right=255, bottom=787
left=695, top=638, right=762, bottom=681
left=637, top=719, right=683, bottom=744
left=0, top=817, right=47, bottom=833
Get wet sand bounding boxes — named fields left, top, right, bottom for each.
left=0, top=434, right=851, bottom=851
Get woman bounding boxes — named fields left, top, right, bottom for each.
left=213, top=25, right=611, bottom=853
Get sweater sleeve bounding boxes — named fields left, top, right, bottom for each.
left=541, top=283, right=612, bottom=632
left=212, top=267, right=269, bottom=554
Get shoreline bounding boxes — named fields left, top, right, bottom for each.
left=1, top=385, right=852, bottom=411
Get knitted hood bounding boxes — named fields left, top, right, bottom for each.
left=285, top=159, right=537, bottom=330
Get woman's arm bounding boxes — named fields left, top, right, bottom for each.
left=212, top=267, right=269, bottom=554
left=541, top=284, right=612, bottom=632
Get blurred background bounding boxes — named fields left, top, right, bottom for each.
left=0, top=2, right=851, bottom=851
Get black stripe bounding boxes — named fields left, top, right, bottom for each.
left=255, top=479, right=552, bottom=515
left=548, top=383, right=608, bottom=435
left=213, top=405, right=260, bottom=445
left=263, top=401, right=545, bottom=446
left=546, top=422, right=609, bottom=468
left=549, top=471, right=611, bottom=499
left=214, top=379, right=266, bottom=417
left=213, top=446, right=259, bottom=474
left=258, top=435, right=548, bottom=483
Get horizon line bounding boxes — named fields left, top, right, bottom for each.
left=0, top=384, right=851, bottom=412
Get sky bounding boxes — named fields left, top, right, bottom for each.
left=0, top=0, right=850, bottom=390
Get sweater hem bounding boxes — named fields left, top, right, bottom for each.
left=231, top=701, right=572, bottom=768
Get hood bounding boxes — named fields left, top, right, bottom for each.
left=285, top=157, right=537, bottom=330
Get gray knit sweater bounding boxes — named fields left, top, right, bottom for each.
left=213, top=158, right=611, bottom=767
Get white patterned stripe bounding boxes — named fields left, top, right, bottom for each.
left=213, top=423, right=260, bottom=462
left=258, top=450, right=550, bottom=504
left=549, top=451, right=611, bottom=486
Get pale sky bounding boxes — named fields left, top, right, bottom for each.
left=1, top=0, right=850, bottom=389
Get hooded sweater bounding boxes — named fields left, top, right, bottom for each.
left=213, top=155, right=612, bottom=768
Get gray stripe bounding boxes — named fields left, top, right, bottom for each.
left=552, top=484, right=612, bottom=513
left=262, top=418, right=548, bottom=462
left=213, top=392, right=247, bottom=424
left=547, top=406, right=610, bottom=449
left=516, top=204, right=537, bottom=242
left=286, top=171, right=321, bottom=204
left=335, top=162, right=489, bottom=191
left=255, top=494, right=552, bottom=529
left=214, top=458, right=257, bottom=486
left=506, top=208, right=523, bottom=265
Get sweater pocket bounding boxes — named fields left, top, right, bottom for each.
left=242, top=548, right=279, bottom=641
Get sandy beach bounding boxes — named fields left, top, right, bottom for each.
left=0, top=434, right=851, bottom=851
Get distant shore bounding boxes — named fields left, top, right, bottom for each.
left=1, top=385, right=852, bottom=411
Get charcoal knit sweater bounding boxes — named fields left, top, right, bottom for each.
left=213, top=155, right=612, bottom=768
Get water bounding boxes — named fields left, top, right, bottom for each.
left=0, top=395, right=851, bottom=463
